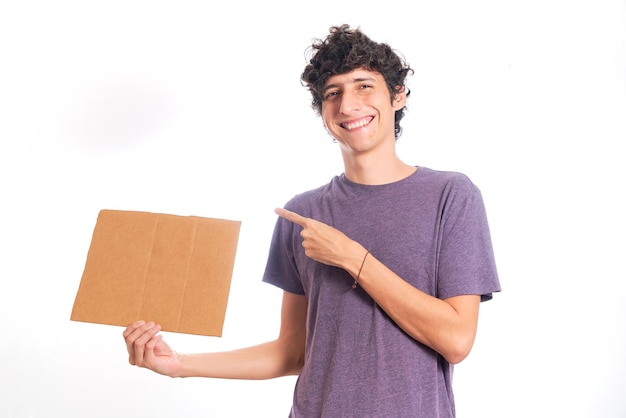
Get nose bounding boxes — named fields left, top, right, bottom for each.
left=339, top=90, right=361, bottom=114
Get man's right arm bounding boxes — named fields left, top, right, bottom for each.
left=123, top=291, right=307, bottom=379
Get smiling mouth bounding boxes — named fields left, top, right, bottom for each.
left=341, top=116, right=373, bottom=130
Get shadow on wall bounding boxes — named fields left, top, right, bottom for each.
left=67, top=74, right=176, bottom=155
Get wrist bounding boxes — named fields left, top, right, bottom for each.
left=352, top=249, right=370, bottom=289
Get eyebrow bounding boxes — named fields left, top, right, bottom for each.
left=323, top=76, right=378, bottom=93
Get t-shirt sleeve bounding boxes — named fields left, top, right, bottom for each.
left=437, top=176, right=501, bottom=301
left=262, top=207, right=306, bottom=295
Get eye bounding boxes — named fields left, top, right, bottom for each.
left=324, top=90, right=340, bottom=100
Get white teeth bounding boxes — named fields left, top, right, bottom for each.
left=343, top=118, right=371, bottom=130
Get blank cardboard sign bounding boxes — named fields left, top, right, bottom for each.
left=70, top=209, right=241, bottom=337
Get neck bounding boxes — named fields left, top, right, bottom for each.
left=342, top=150, right=416, bottom=185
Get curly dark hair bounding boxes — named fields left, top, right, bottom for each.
left=301, top=24, right=414, bottom=139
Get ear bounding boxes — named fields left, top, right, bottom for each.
left=392, top=86, right=407, bottom=110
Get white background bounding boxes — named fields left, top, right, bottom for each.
left=1, top=1, right=625, bottom=417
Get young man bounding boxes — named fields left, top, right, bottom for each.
left=124, top=24, right=501, bottom=417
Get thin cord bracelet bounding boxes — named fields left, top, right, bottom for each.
left=352, top=250, right=370, bottom=289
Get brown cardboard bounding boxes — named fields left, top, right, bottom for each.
left=70, top=209, right=241, bottom=337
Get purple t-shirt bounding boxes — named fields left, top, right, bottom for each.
left=262, top=167, right=500, bottom=417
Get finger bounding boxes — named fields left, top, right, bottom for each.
left=124, top=321, right=147, bottom=365
left=123, top=320, right=145, bottom=339
left=275, top=208, right=309, bottom=226
left=144, top=334, right=164, bottom=363
left=126, top=322, right=160, bottom=366
left=133, top=323, right=161, bottom=367
left=145, top=333, right=163, bottom=352
left=126, top=322, right=151, bottom=365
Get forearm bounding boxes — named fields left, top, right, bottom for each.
left=175, top=292, right=307, bottom=379
left=175, top=339, right=303, bottom=379
left=347, top=248, right=479, bottom=364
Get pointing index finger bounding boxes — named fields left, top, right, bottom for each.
left=275, top=208, right=308, bottom=227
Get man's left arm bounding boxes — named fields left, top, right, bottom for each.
left=350, top=250, right=480, bottom=364
left=275, top=207, right=481, bottom=364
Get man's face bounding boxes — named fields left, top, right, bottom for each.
left=321, top=68, right=406, bottom=155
